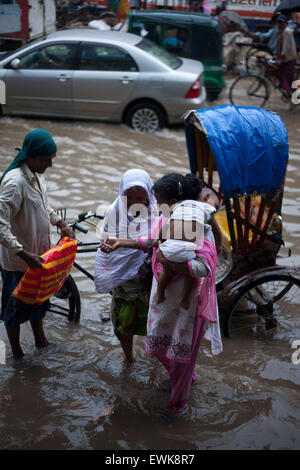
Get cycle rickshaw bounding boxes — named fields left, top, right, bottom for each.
left=184, top=104, right=300, bottom=338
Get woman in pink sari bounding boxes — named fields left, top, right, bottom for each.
left=145, top=174, right=222, bottom=417
left=100, top=173, right=223, bottom=416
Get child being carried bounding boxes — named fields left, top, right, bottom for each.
left=155, top=189, right=219, bottom=309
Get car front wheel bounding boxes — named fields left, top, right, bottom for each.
left=125, top=101, right=166, bottom=133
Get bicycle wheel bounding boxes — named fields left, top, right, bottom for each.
left=229, top=74, right=269, bottom=107
left=222, top=275, right=300, bottom=339
left=48, top=275, right=81, bottom=322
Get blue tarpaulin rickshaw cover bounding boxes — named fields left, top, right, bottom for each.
left=184, top=105, right=289, bottom=198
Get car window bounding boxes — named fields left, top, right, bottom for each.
left=163, top=26, right=190, bottom=57
left=79, top=44, right=138, bottom=72
left=2, top=37, right=45, bottom=64
left=16, top=43, right=77, bottom=70
left=136, top=38, right=182, bottom=70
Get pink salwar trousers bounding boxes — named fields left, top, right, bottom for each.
left=156, top=315, right=207, bottom=412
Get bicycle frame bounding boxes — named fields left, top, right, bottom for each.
left=74, top=242, right=99, bottom=282
left=254, top=56, right=295, bottom=102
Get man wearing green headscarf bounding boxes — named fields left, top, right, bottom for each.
left=0, top=129, right=74, bottom=358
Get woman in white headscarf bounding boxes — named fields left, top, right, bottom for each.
left=94, top=169, right=157, bottom=363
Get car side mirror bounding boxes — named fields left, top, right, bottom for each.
left=10, top=58, right=20, bottom=69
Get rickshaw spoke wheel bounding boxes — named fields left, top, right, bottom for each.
left=229, top=74, right=268, bottom=108
left=223, top=275, right=300, bottom=339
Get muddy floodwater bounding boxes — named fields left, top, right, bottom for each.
left=0, top=92, right=299, bottom=450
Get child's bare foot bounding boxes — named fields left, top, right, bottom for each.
left=179, top=298, right=189, bottom=310
left=154, top=293, right=165, bottom=304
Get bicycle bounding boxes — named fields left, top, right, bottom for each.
left=48, top=210, right=104, bottom=323
left=229, top=55, right=300, bottom=108
left=244, top=42, right=273, bottom=73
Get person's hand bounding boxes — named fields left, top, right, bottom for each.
left=216, top=243, right=222, bottom=256
left=57, top=220, right=76, bottom=240
left=152, top=239, right=160, bottom=248
left=17, top=250, right=45, bottom=269
left=97, top=237, right=120, bottom=253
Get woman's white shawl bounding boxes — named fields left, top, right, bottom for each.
left=94, top=169, right=157, bottom=294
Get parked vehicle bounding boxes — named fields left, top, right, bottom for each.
left=126, top=9, right=225, bottom=100
left=184, top=104, right=300, bottom=338
left=0, top=0, right=56, bottom=51
left=0, top=29, right=206, bottom=132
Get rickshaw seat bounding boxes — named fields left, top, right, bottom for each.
left=215, top=209, right=232, bottom=253
left=215, top=198, right=282, bottom=256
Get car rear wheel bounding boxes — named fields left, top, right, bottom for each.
left=125, top=101, right=166, bottom=133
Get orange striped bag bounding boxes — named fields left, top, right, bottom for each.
left=12, top=237, right=77, bottom=305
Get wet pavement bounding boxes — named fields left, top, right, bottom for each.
left=0, top=85, right=299, bottom=450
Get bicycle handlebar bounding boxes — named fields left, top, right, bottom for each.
left=68, top=211, right=104, bottom=235
left=77, top=211, right=104, bottom=222
left=70, top=221, right=89, bottom=234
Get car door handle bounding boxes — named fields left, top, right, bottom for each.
left=121, top=76, right=135, bottom=84
left=56, top=74, right=71, bottom=82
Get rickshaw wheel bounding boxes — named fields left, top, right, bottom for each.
left=222, top=275, right=300, bottom=339
left=48, top=275, right=81, bottom=322
left=229, top=74, right=269, bottom=108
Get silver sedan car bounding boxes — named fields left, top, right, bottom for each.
left=0, top=29, right=206, bottom=132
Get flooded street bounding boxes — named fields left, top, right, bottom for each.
left=0, top=91, right=300, bottom=450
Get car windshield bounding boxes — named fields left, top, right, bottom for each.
left=136, top=38, right=182, bottom=69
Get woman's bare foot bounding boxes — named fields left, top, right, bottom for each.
left=120, top=331, right=135, bottom=364
left=124, top=354, right=135, bottom=364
